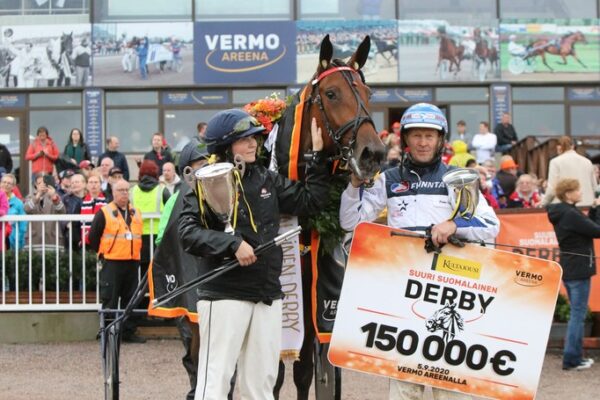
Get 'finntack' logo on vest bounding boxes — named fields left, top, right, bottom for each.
left=411, top=181, right=446, bottom=190
left=204, top=34, right=287, bottom=73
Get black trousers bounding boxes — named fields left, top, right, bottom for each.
left=100, top=259, right=140, bottom=337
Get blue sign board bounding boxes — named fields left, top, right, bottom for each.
left=490, top=84, right=511, bottom=130
left=194, top=21, right=296, bottom=84
left=370, top=88, right=433, bottom=103
left=162, top=90, right=230, bottom=105
left=567, top=87, right=600, bottom=101
left=84, top=89, right=104, bottom=158
left=0, top=94, right=25, bottom=108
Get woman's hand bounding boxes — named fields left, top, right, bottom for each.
left=311, top=117, right=323, bottom=152
left=235, top=240, right=257, bottom=267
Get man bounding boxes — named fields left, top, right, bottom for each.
left=24, top=173, right=65, bottom=247
left=494, top=112, right=518, bottom=154
left=0, top=142, right=13, bottom=173
left=89, top=179, right=146, bottom=344
left=196, top=122, right=207, bottom=142
left=99, top=157, right=114, bottom=193
left=542, top=135, right=598, bottom=207
left=470, top=121, right=497, bottom=164
left=159, top=162, right=181, bottom=195
left=79, top=159, right=95, bottom=179
left=339, top=103, right=499, bottom=400
left=104, top=167, right=123, bottom=203
left=98, top=136, right=130, bottom=181
left=143, top=132, right=174, bottom=172
left=72, top=37, right=91, bottom=86
left=62, top=173, right=86, bottom=248
left=179, top=109, right=329, bottom=399
left=57, top=169, right=75, bottom=199
left=1, top=173, right=27, bottom=250
left=493, top=158, right=519, bottom=205
left=454, top=119, right=471, bottom=144
left=507, top=174, right=541, bottom=208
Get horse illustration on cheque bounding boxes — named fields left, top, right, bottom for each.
left=426, top=301, right=465, bottom=344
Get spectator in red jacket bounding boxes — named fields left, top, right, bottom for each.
left=508, top=174, right=541, bottom=208
left=25, top=126, right=60, bottom=176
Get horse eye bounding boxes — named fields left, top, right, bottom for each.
left=325, top=90, right=336, bottom=100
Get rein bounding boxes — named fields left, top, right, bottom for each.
left=307, top=64, right=374, bottom=164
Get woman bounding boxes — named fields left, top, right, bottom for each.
left=80, top=172, right=107, bottom=246
left=63, top=128, right=90, bottom=166
left=25, top=126, right=59, bottom=177
left=179, top=109, right=329, bottom=399
left=547, top=178, right=599, bottom=370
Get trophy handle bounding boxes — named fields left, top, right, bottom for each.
left=182, top=166, right=196, bottom=191
left=234, top=154, right=246, bottom=177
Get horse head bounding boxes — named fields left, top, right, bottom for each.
left=574, top=31, right=587, bottom=44
left=61, top=32, right=73, bottom=53
left=306, top=35, right=385, bottom=181
left=425, top=301, right=464, bottom=343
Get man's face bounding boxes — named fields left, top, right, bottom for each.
left=112, top=180, right=130, bottom=208
left=108, top=138, right=119, bottom=151
left=457, top=124, right=466, bottom=134
left=162, top=163, right=175, bottom=182
left=86, top=176, right=101, bottom=195
left=479, top=124, right=487, bottom=134
left=406, top=128, right=442, bottom=164
left=502, top=114, right=511, bottom=124
left=70, top=175, right=85, bottom=194
left=60, top=177, right=71, bottom=191
left=0, top=176, right=14, bottom=196
left=108, top=173, right=123, bottom=185
left=100, top=158, right=113, bottom=177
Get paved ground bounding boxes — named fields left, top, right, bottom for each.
left=0, top=340, right=598, bottom=400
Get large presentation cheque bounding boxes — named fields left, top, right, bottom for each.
left=329, top=222, right=562, bottom=400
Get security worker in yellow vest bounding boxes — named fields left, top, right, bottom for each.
left=89, top=179, right=146, bottom=344
left=130, top=159, right=170, bottom=278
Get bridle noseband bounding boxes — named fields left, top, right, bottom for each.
left=308, top=65, right=375, bottom=163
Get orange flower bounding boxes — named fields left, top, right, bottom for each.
left=244, top=93, right=287, bottom=134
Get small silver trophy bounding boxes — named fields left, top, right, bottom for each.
left=194, top=162, right=237, bottom=234
left=442, top=168, right=480, bottom=220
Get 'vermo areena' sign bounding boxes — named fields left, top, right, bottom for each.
left=194, top=21, right=296, bottom=84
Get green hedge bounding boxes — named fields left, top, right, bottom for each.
left=1, top=249, right=97, bottom=291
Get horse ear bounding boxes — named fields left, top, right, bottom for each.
left=348, top=36, right=371, bottom=71
left=318, top=35, right=333, bottom=74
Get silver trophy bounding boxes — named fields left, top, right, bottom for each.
left=194, top=162, right=237, bottom=233
left=442, top=168, right=480, bottom=220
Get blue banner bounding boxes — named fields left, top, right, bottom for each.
left=370, top=88, right=433, bottom=103
left=162, top=90, right=230, bottom=105
left=84, top=89, right=104, bottom=159
left=490, top=83, right=511, bottom=130
left=567, top=87, right=600, bottom=101
left=194, top=21, right=296, bottom=84
left=0, top=94, right=25, bottom=108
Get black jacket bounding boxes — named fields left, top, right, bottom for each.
left=494, top=123, right=518, bottom=146
left=143, top=149, right=173, bottom=172
left=98, top=150, right=130, bottom=181
left=0, top=144, right=13, bottom=173
left=547, top=202, right=600, bottom=280
left=179, top=158, right=329, bottom=303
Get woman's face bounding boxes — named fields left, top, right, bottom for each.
left=231, top=136, right=258, bottom=163
left=566, top=188, right=582, bottom=204
left=38, top=129, right=48, bottom=140
left=71, top=130, right=81, bottom=143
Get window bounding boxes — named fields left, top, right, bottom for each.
left=232, top=89, right=286, bottom=105
left=299, top=0, right=396, bottom=20
left=30, top=93, right=82, bottom=107
left=94, top=0, right=191, bottom=22
left=500, top=0, right=597, bottom=19
left=106, top=91, right=158, bottom=106
left=513, top=104, right=564, bottom=136
left=106, top=109, right=159, bottom=152
left=436, top=87, right=489, bottom=102
left=513, top=87, right=564, bottom=101
left=164, top=109, right=225, bottom=152
left=448, top=105, right=489, bottom=141
left=195, top=0, right=291, bottom=20
left=29, top=110, right=82, bottom=150
left=570, top=106, right=600, bottom=135
left=398, top=0, right=496, bottom=24
left=0, top=0, right=89, bottom=15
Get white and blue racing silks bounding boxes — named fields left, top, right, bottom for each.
left=340, top=162, right=499, bottom=242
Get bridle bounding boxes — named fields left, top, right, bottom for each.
left=307, top=64, right=375, bottom=163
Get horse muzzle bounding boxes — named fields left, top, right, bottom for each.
left=349, top=141, right=385, bottom=182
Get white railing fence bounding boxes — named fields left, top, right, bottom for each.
left=0, top=212, right=160, bottom=311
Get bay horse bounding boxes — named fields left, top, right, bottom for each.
left=473, top=28, right=489, bottom=80
left=426, top=301, right=465, bottom=344
left=525, top=31, right=588, bottom=72
left=437, top=33, right=463, bottom=77
left=271, top=34, right=385, bottom=399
